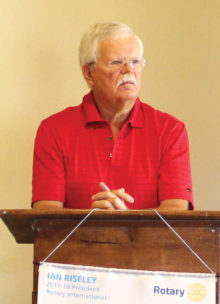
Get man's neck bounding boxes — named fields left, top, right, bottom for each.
left=96, top=101, right=135, bottom=130
left=95, top=99, right=135, bottom=139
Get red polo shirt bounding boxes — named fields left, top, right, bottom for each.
left=32, top=91, right=193, bottom=209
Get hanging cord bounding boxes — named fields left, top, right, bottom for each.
left=42, top=208, right=99, bottom=263
left=152, top=209, right=215, bottom=274
left=41, top=208, right=215, bottom=274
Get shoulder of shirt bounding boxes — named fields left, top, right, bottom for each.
left=139, top=101, right=185, bottom=126
left=40, top=105, right=82, bottom=128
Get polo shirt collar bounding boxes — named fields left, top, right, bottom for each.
left=82, top=91, right=144, bottom=128
left=82, top=91, right=105, bottom=124
left=127, top=97, right=144, bottom=128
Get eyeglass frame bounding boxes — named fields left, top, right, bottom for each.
left=88, top=57, right=146, bottom=71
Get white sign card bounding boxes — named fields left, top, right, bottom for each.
left=38, top=262, right=216, bottom=304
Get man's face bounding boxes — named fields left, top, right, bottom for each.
left=88, top=36, right=143, bottom=110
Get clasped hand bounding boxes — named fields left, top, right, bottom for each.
left=91, top=182, right=134, bottom=210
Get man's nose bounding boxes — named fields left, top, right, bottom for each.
left=121, top=60, right=134, bottom=73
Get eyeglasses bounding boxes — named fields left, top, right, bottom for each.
left=89, top=58, right=146, bottom=71
left=106, top=58, right=146, bottom=71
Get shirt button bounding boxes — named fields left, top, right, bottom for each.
left=107, top=137, right=112, bottom=141
left=109, top=153, right=112, bottom=158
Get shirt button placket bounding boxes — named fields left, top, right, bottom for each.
left=107, top=136, right=113, bottom=159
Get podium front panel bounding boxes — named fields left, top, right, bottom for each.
left=32, top=218, right=220, bottom=304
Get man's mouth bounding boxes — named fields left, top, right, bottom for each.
left=117, top=77, right=136, bottom=88
left=119, top=81, right=135, bottom=89
left=121, top=81, right=134, bottom=85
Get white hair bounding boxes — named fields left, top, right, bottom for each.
left=79, top=22, right=144, bottom=68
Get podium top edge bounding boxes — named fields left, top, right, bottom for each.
left=1, top=209, right=220, bottom=220
left=1, top=209, right=220, bottom=244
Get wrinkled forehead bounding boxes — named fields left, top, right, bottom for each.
left=97, top=36, right=142, bottom=60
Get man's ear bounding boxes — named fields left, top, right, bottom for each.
left=82, top=64, right=94, bottom=88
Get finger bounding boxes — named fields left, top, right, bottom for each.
left=91, top=190, right=117, bottom=201
left=108, top=196, right=128, bottom=210
left=112, top=189, right=134, bottom=203
left=98, top=182, right=134, bottom=203
left=92, top=197, right=127, bottom=210
left=99, top=182, right=110, bottom=191
left=93, top=188, right=134, bottom=204
left=91, top=200, right=115, bottom=210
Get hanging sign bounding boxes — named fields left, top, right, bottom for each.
left=37, top=262, right=216, bottom=304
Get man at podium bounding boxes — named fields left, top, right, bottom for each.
left=32, top=22, right=193, bottom=211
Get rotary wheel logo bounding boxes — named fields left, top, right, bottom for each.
left=188, top=283, right=206, bottom=301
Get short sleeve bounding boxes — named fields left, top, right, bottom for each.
left=32, top=120, right=65, bottom=204
left=158, top=121, right=194, bottom=208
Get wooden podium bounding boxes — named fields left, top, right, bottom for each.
left=0, top=209, right=220, bottom=303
